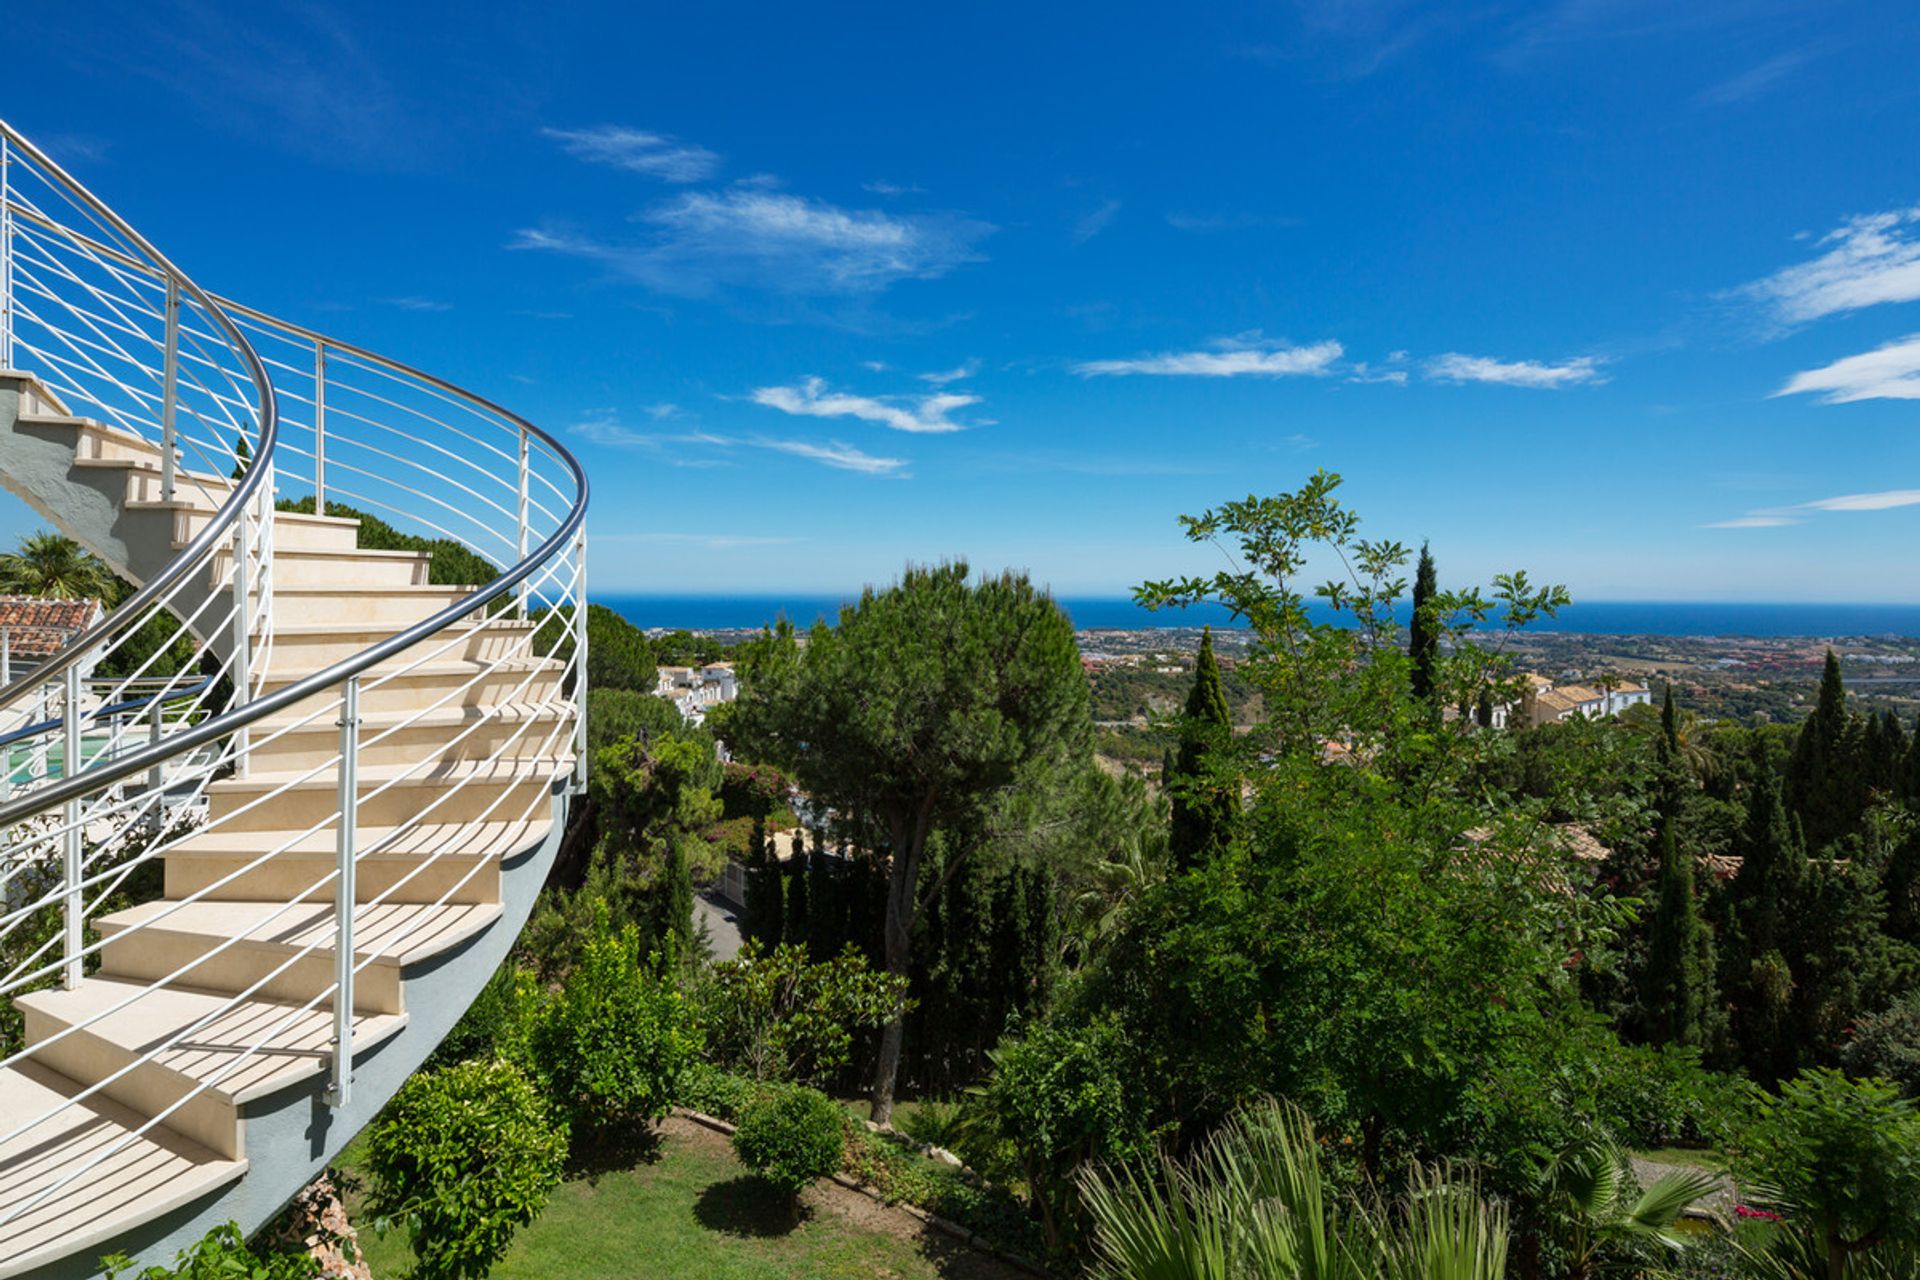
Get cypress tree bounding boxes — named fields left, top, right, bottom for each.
left=1786, top=649, right=1862, bottom=853
left=1726, top=748, right=1809, bottom=1083
left=743, top=810, right=785, bottom=947
left=1409, top=541, right=1440, bottom=705
left=1168, top=626, right=1235, bottom=870
left=783, top=830, right=810, bottom=950
left=806, top=830, right=841, bottom=960
left=1644, top=823, right=1709, bottom=1046
left=653, top=835, right=695, bottom=960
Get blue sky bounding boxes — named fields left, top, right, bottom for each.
left=5, top=0, right=1920, bottom=602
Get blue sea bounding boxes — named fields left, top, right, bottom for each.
left=597, top=595, right=1920, bottom=639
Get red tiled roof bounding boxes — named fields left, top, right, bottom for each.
left=0, top=595, right=102, bottom=658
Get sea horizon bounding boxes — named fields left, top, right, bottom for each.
left=597, top=594, right=1920, bottom=639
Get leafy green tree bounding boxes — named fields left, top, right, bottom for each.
left=0, top=530, right=117, bottom=600
left=697, top=940, right=909, bottom=1085
left=1409, top=540, right=1440, bottom=706
left=1167, top=626, right=1235, bottom=870
left=731, top=1085, right=846, bottom=1224
left=1729, top=1068, right=1920, bottom=1280
left=363, top=1059, right=567, bottom=1280
left=1842, top=991, right=1920, bottom=1098
left=528, top=602, right=656, bottom=693
left=527, top=903, right=702, bottom=1131
left=730, top=562, right=1090, bottom=1123
left=980, top=1016, right=1151, bottom=1250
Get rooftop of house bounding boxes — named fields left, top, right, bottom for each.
left=0, top=595, right=102, bottom=658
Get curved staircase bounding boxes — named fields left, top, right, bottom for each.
left=0, top=125, right=588, bottom=1276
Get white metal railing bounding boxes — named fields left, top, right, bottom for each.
left=0, top=121, right=589, bottom=1255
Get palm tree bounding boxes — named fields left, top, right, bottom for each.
left=0, top=531, right=118, bottom=602
left=1079, top=1098, right=1508, bottom=1280
left=1538, top=1135, right=1719, bottom=1280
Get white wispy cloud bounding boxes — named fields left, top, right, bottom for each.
left=751, top=436, right=907, bottom=475
left=1425, top=352, right=1606, bottom=388
left=1076, top=335, right=1344, bottom=378
left=512, top=191, right=991, bottom=297
left=751, top=376, right=979, bottom=434
left=1165, top=210, right=1291, bottom=233
left=863, top=180, right=925, bottom=196
left=383, top=296, right=451, bottom=312
left=1706, top=486, right=1920, bottom=528
left=572, top=411, right=907, bottom=476
left=541, top=125, right=721, bottom=183
left=1699, top=50, right=1814, bottom=106
left=1703, top=515, right=1799, bottom=529
left=1776, top=333, right=1920, bottom=403
left=1739, top=207, right=1920, bottom=326
left=1072, top=200, right=1122, bottom=245
left=1800, top=489, right=1920, bottom=511
left=918, top=361, right=977, bottom=385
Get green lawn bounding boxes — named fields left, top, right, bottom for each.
left=1636, top=1146, right=1724, bottom=1171
left=340, top=1117, right=1024, bottom=1280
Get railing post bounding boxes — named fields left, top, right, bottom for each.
left=160, top=278, right=180, bottom=503
left=516, top=426, right=531, bottom=619
left=326, top=676, right=360, bottom=1108
left=573, top=531, right=588, bottom=792
left=147, top=686, right=164, bottom=796
left=313, top=343, right=327, bottom=512
left=61, top=663, right=82, bottom=989
left=230, top=498, right=251, bottom=776
left=1, top=134, right=13, bottom=370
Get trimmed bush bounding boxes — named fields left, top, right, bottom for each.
left=528, top=905, right=702, bottom=1130
left=363, top=1059, right=567, bottom=1280
left=730, top=1085, right=846, bottom=1216
left=102, top=1222, right=318, bottom=1278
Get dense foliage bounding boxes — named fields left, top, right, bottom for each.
left=729, top=1085, right=847, bottom=1211
left=363, top=1059, right=567, bottom=1280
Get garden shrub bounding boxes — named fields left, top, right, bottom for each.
left=696, top=940, right=909, bottom=1085
left=102, top=1222, right=318, bottom=1278
left=1841, top=990, right=1920, bottom=1098
left=528, top=903, right=702, bottom=1130
left=427, top=962, right=541, bottom=1070
left=363, top=1060, right=567, bottom=1280
left=677, top=1061, right=768, bottom=1120
left=730, top=1084, right=846, bottom=1214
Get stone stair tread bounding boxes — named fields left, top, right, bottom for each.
left=268, top=617, right=535, bottom=637
left=96, top=899, right=504, bottom=969
left=209, top=753, right=573, bottom=795
left=164, top=816, right=551, bottom=862
left=260, top=655, right=556, bottom=683
left=254, top=698, right=571, bottom=734
left=0, top=1061, right=246, bottom=1280
left=16, top=977, right=407, bottom=1105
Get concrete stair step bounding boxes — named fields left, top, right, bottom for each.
left=247, top=700, right=573, bottom=771
left=267, top=618, right=542, bottom=668
left=96, top=899, right=505, bottom=1016
left=146, top=503, right=363, bottom=553
left=162, top=816, right=548, bottom=904
left=259, top=658, right=565, bottom=716
left=268, top=584, right=477, bottom=627
left=0, top=1061, right=246, bottom=1280
left=205, top=755, right=570, bottom=831
left=16, top=978, right=406, bottom=1160
left=208, top=545, right=432, bottom=590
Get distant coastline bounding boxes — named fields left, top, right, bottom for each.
left=596, top=594, right=1920, bottom=639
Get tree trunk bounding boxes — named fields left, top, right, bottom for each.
left=869, top=803, right=931, bottom=1125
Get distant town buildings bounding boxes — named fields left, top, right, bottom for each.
left=1494, top=672, right=1653, bottom=729
left=656, top=661, right=738, bottom=724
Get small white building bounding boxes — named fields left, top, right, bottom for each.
left=1517, top=673, right=1652, bottom=728
left=656, top=660, right=738, bottom=725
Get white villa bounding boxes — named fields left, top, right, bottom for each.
left=657, top=661, right=738, bottom=724
left=1502, top=672, right=1653, bottom=729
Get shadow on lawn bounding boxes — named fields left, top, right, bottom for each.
left=566, top=1120, right=664, bottom=1184
left=693, top=1175, right=799, bottom=1239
